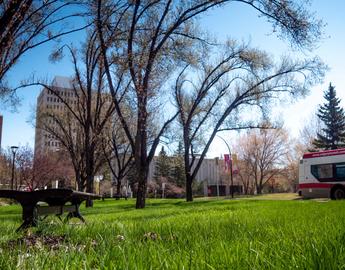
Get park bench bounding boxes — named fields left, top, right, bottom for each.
left=0, top=189, right=101, bottom=231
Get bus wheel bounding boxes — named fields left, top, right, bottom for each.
left=331, top=187, right=345, bottom=200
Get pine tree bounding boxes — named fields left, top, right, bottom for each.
left=170, top=141, right=186, bottom=188
left=153, top=146, right=171, bottom=184
left=313, top=83, right=345, bottom=150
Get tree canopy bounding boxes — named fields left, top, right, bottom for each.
left=313, top=83, right=345, bottom=150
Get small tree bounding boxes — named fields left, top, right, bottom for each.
left=154, top=146, right=171, bottom=185
left=283, top=144, right=301, bottom=192
left=170, top=141, right=186, bottom=188
left=11, top=146, right=73, bottom=190
left=237, top=159, right=255, bottom=195
left=313, top=83, right=345, bottom=150
left=0, top=151, right=11, bottom=188
left=101, top=121, right=133, bottom=198
left=298, top=113, right=322, bottom=152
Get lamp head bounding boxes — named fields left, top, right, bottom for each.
left=10, top=146, right=19, bottom=154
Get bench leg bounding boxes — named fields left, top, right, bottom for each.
left=17, top=204, right=38, bottom=231
left=64, top=204, right=85, bottom=223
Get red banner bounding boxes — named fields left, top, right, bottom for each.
left=224, top=154, right=232, bottom=172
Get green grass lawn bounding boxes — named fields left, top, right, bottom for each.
left=0, top=194, right=345, bottom=269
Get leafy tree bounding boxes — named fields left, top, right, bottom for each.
left=170, top=141, right=185, bottom=188
left=154, top=146, right=171, bottom=185
left=313, top=84, right=345, bottom=150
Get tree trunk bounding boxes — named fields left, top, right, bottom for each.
left=135, top=96, right=148, bottom=209
left=183, top=129, right=194, bottom=202
left=116, top=178, right=121, bottom=200
left=85, top=173, right=94, bottom=208
left=256, top=184, right=262, bottom=194
left=136, top=166, right=148, bottom=208
left=256, top=173, right=264, bottom=195
left=135, top=136, right=148, bottom=208
left=85, top=87, right=93, bottom=207
left=186, top=175, right=193, bottom=202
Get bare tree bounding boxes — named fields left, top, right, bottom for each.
left=101, top=119, right=134, bottom=198
left=0, top=148, right=12, bottom=188
left=95, top=0, right=323, bottom=208
left=237, top=159, right=255, bottom=195
left=282, top=114, right=322, bottom=192
left=299, top=112, right=322, bottom=151
left=281, top=141, right=301, bottom=192
left=21, top=34, right=116, bottom=201
left=175, top=39, right=324, bottom=201
left=237, top=129, right=290, bottom=194
left=0, top=0, right=90, bottom=101
left=5, top=145, right=73, bottom=191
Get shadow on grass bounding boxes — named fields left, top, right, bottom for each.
left=0, top=216, right=21, bottom=223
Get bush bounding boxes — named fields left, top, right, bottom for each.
left=163, top=182, right=185, bottom=198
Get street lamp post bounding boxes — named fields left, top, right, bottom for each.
left=217, top=136, right=234, bottom=198
left=95, top=175, right=104, bottom=195
left=215, top=157, right=220, bottom=198
left=10, top=146, right=19, bottom=190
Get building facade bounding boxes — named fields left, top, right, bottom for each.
left=35, top=76, right=77, bottom=154
left=146, top=156, right=243, bottom=197
left=34, top=76, right=113, bottom=155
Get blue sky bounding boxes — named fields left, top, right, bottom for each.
left=2, top=0, right=345, bottom=157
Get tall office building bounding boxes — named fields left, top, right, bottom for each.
left=34, top=76, right=113, bottom=155
left=34, top=76, right=75, bottom=154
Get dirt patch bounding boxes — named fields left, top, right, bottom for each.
left=0, top=199, right=13, bottom=206
left=6, top=234, right=66, bottom=250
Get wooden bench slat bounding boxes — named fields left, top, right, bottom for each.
left=36, top=205, right=77, bottom=216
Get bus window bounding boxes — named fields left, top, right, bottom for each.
left=335, top=163, right=345, bottom=179
left=311, top=165, right=318, bottom=178
left=311, top=164, right=333, bottom=180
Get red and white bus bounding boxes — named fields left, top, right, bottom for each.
left=299, top=148, right=345, bottom=199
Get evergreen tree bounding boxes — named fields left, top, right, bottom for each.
left=313, top=83, right=345, bottom=150
left=170, top=141, right=186, bottom=188
left=153, top=146, right=171, bottom=184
